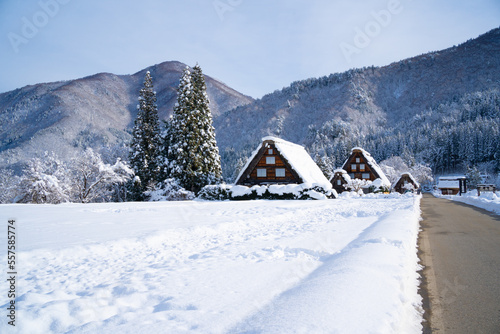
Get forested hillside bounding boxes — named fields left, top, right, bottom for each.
left=0, top=61, right=253, bottom=173
left=215, top=28, right=500, bottom=180
left=1, top=28, right=499, bottom=193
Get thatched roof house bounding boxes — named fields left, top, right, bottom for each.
left=234, top=137, right=331, bottom=188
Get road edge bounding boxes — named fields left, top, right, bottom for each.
left=418, top=195, right=445, bottom=333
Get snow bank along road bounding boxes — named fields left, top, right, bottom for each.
left=0, top=195, right=422, bottom=333
left=420, top=194, right=500, bottom=334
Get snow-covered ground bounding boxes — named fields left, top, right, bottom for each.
left=434, top=190, right=500, bottom=215
left=0, top=195, right=423, bottom=333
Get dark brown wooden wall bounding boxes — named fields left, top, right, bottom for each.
left=331, top=173, right=348, bottom=193
left=394, top=174, right=418, bottom=193
left=342, top=151, right=377, bottom=181
left=240, top=144, right=301, bottom=185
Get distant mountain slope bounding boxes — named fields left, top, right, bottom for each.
left=0, top=61, right=253, bottom=171
left=215, top=28, right=500, bottom=179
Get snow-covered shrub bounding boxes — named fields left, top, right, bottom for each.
left=19, top=153, right=71, bottom=204
left=197, top=184, right=231, bottom=200
left=402, top=182, right=416, bottom=192
left=367, top=178, right=391, bottom=194
left=344, top=178, right=390, bottom=195
left=197, top=184, right=336, bottom=201
left=146, top=178, right=195, bottom=201
left=344, top=179, right=370, bottom=195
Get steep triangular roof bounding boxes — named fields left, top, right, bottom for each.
left=329, top=169, right=352, bottom=193
left=235, top=136, right=331, bottom=188
left=329, top=168, right=352, bottom=183
left=342, top=147, right=390, bottom=187
left=393, top=172, right=420, bottom=189
left=393, top=172, right=420, bottom=193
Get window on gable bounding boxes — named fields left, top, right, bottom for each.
left=257, top=169, right=267, bottom=177
left=360, top=163, right=365, bottom=171
left=337, top=179, right=341, bottom=186
left=356, top=157, right=360, bottom=163
left=351, top=164, right=357, bottom=171
left=276, top=168, right=285, bottom=177
left=362, top=173, right=370, bottom=179
left=268, top=149, right=273, bottom=154
left=266, top=156, right=275, bottom=164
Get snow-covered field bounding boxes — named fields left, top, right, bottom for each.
left=434, top=190, right=500, bottom=215
left=1, top=195, right=423, bottom=333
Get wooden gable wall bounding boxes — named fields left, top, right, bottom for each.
left=237, top=142, right=301, bottom=186
left=394, top=174, right=419, bottom=194
left=342, top=150, right=378, bottom=181
left=330, top=172, right=348, bottom=193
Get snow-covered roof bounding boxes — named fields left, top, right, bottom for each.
left=343, top=147, right=390, bottom=186
left=437, top=180, right=460, bottom=189
left=330, top=169, right=351, bottom=183
left=235, top=136, right=331, bottom=188
left=439, top=176, right=466, bottom=180
left=393, top=172, right=420, bottom=189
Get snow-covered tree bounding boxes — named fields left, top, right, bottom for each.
left=19, top=152, right=70, bottom=204
left=144, top=178, right=195, bottom=201
left=465, top=166, right=482, bottom=189
left=380, top=156, right=408, bottom=184
left=380, top=156, right=433, bottom=185
left=167, top=65, right=223, bottom=193
left=231, top=156, right=248, bottom=183
left=71, top=148, right=133, bottom=203
left=128, top=71, right=162, bottom=200
left=0, top=168, right=21, bottom=203
left=314, top=154, right=334, bottom=179
left=409, top=163, right=434, bottom=185
left=344, top=178, right=370, bottom=196
left=158, top=120, right=172, bottom=182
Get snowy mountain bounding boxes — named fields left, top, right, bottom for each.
left=216, top=28, right=500, bottom=179
left=0, top=61, right=253, bottom=172
left=2, top=29, right=499, bottom=182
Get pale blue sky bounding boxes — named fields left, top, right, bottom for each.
left=1, top=0, right=499, bottom=98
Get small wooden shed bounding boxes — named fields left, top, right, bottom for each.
left=393, top=173, right=420, bottom=194
left=437, top=176, right=467, bottom=195
left=234, top=136, right=331, bottom=188
left=329, top=169, right=352, bottom=194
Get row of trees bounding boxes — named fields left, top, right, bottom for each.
left=128, top=65, right=222, bottom=201
left=5, top=65, right=223, bottom=204
left=307, top=89, right=500, bottom=183
left=3, top=149, right=132, bottom=204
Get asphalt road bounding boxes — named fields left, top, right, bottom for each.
left=419, top=193, right=500, bottom=333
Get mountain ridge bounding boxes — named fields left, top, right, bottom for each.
left=0, top=60, right=253, bottom=171
left=215, top=27, right=500, bottom=179
left=1, top=28, right=499, bottom=181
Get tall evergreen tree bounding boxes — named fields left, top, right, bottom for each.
left=167, top=65, right=223, bottom=193
left=128, top=71, right=162, bottom=200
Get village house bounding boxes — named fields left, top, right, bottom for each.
left=234, top=136, right=331, bottom=189
left=341, top=147, right=390, bottom=191
left=329, top=169, right=351, bottom=194
left=393, top=173, right=420, bottom=194
left=437, top=176, right=467, bottom=195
